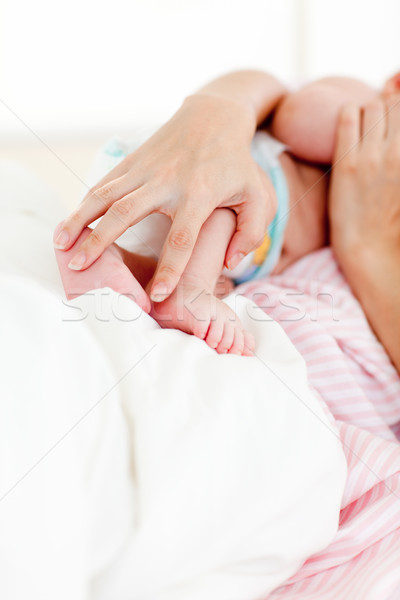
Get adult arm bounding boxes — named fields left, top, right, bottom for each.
left=54, top=70, right=287, bottom=300
left=329, top=98, right=400, bottom=372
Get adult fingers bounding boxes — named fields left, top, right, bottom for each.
left=361, top=100, right=386, bottom=148
left=333, top=104, right=361, bottom=168
left=225, top=179, right=276, bottom=271
left=67, top=187, right=155, bottom=271
left=53, top=169, right=137, bottom=251
left=384, top=95, right=400, bottom=178
left=386, top=92, right=400, bottom=135
left=150, top=208, right=208, bottom=301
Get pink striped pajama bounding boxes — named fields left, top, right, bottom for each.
left=239, top=248, right=400, bottom=599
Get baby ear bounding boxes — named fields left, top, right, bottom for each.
left=383, top=72, right=400, bottom=96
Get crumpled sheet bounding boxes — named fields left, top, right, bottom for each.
left=0, top=161, right=346, bottom=600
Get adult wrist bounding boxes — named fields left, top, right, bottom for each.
left=182, top=93, right=257, bottom=139
left=336, top=238, right=399, bottom=301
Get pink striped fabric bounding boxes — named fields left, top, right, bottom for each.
left=238, top=248, right=400, bottom=599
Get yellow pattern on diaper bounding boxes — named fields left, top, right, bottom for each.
left=253, top=233, right=271, bottom=266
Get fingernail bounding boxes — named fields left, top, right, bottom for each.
left=227, top=252, right=245, bottom=270
left=68, top=251, right=86, bottom=270
left=150, top=283, right=170, bottom=302
left=54, top=230, right=69, bottom=250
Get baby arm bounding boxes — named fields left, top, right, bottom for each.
left=271, top=77, right=377, bottom=163
left=151, top=208, right=255, bottom=355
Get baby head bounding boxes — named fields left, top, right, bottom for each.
left=382, top=72, right=400, bottom=97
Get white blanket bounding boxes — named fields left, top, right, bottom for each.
left=0, top=161, right=346, bottom=600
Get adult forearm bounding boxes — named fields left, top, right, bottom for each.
left=56, top=70, right=286, bottom=299
left=329, top=98, right=400, bottom=374
left=341, top=246, right=400, bottom=373
left=192, top=70, right=287, bottom=129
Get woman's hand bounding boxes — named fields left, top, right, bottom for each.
left=329, top=95, right=400, bottom=371
left=53, top=71, right=285, bottom=301
left=329, top=97, right=400, bottom=261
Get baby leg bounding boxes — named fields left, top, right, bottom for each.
left=54, top=225, right=154, bottom=313
left=271, top=77, right=377, bottom=163
left=151, top=208, right=255, bottom=356
left=54, top=219, right=248, bottom=352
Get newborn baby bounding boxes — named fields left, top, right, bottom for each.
left=54, top=72, right=400, bottom=355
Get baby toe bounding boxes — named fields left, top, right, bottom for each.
left=216, top=322, right=235, bottom=354
left=228, top=327, right=245, bottom=355
left=192, top=315, right=211, bottom=340
left=127, top=285, right=151, bottom=314
left=205, top=318, right=224, bottom=349
left=243, top=331, right=255, bottom=356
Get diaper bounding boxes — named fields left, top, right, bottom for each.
left=226, top=131, right=289, bottom=284
left=88, top=131, right=289, bottom=280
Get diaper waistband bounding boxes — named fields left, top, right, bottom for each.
left=230, top=131, right=289, bottom=284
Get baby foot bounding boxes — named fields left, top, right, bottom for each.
left=151, top=276, right=255, bottom=355
left=214, top=274, right=235, bottom=299
left=54, top=225, right=151, bottom=312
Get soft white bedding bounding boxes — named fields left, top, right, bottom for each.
left=0, top=161, right=346, bottom=599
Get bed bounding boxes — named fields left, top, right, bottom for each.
left=1, top=158, right=399, bottom=600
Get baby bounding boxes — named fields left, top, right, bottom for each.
left=54, top=72, right=400, bottom=355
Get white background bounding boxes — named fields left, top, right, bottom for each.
left=0, top=0, right=399, bottom=204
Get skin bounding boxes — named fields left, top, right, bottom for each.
left=329, top=91, right=400, bottom=373
left=54, top=71, right=400, bottom=360
left=53, top=71, right=288, bottom=303
left=53, top=71, right=383, bottom=305
left=271, top=77, right=377, bottom=163
left=53, top=102, right=330, bottom=355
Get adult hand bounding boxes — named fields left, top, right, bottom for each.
left=329, top=94, right=400, bottom=371
left=329, top=96, right=400, bottom=260
left=54, top=93, right=276, bottom=301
